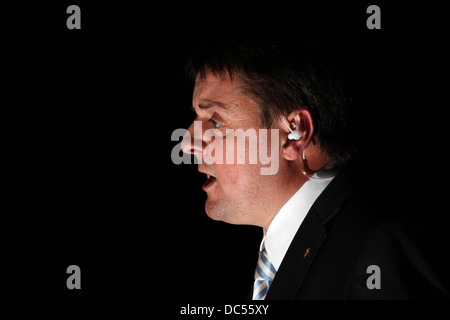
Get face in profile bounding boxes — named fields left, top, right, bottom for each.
left=182, top=72, right=288, bottom=228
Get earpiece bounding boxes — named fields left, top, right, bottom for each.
left=288, top=130, right=302, bottom=140
left=282, top=116, right=302, bottom=140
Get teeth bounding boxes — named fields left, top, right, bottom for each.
left=207, top=174, right=210, bottom=179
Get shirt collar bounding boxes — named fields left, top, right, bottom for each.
left=260, top=176, right=335, bottom=270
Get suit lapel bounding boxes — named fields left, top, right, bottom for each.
left=265, top=166, right=354, bottom=300
left=265, top=206, right=327, bottom=299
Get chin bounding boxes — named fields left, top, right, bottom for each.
left=205, top=198, right=236, bottom=224
left=205, top=200, right=248, bottom=225
left=204, top=199, right=224, bottom=221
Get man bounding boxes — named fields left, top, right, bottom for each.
left=180, top=41, right=448, bottom=299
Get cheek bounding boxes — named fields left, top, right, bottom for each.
left=215, top=163, right=261, bottom=195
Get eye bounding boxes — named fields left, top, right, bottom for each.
left=209, top=118, right=222, bottom=128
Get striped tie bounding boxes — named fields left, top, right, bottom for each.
left=252, top=248, right=276, bottom=300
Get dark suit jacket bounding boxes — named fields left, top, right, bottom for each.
left=261, top=164, right=449, bottom=299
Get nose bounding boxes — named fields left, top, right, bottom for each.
left=181, top=120, right=204, bottom=158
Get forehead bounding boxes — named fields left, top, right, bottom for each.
left=193, top=72, right=240, bottom=106
left=192, top=72, right=262, bottom=126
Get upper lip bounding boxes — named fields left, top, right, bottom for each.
left=198, top=168, right=214, bottom=179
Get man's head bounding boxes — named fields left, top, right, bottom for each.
left=181, top=41, right=355, bottom=229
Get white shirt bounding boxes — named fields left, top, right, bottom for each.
left=260, top=175, right=335, bottom=271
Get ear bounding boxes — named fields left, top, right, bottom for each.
left=280, top=109, right=314, bottom=161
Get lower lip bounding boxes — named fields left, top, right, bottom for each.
left=202, top=176, right=217, bottom=191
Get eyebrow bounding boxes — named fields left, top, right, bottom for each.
left=191, top=101, right=226, bottom=112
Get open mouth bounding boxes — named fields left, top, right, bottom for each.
left=202, top=174, right=217, bottom=190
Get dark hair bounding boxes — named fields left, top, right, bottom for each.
left=185, top=40, right=356, bottom=163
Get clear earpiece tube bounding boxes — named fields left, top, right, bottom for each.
left=299, top=148, right=343, bottom=179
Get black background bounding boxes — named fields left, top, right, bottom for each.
left=2, top=1, right=448, bottom=301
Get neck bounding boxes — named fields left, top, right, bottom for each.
left=260, top=171, right=308, bottom=231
